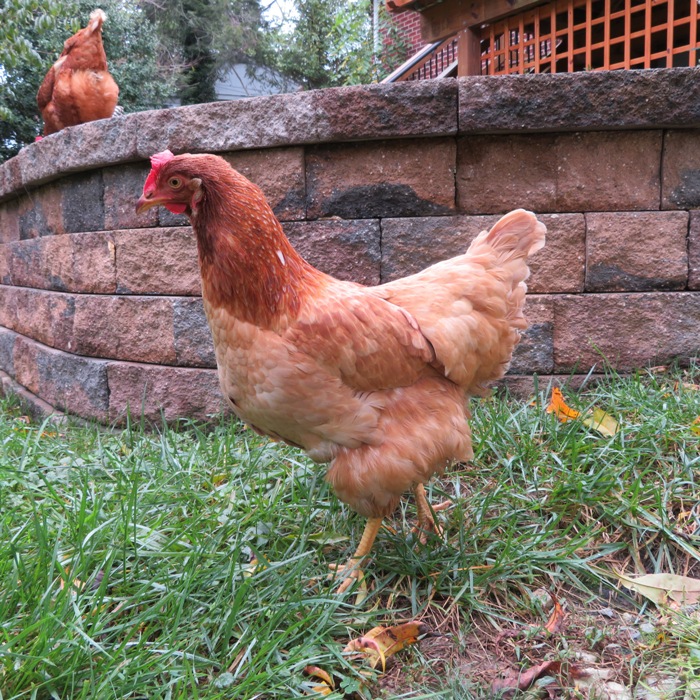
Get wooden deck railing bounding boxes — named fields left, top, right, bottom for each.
left=387, top=0, right=699, bottom=77
left=382, top=36, right=458, bottom=82
left=481, top=0, right=699, bottom=74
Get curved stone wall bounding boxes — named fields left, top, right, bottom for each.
left=1, top=69, right=699, bottom=421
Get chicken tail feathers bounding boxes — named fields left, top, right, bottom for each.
left=470, top=209, right=546, bottom=266
left=466, top=209, right=547, bottom=369
left=466, top=209, right=546, bottom=313
left=88, top=9, right=107, bottom=31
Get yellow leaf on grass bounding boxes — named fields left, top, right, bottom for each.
left=546, top=389, right=619, bottom=437
left=582, top=408, right=619, bottom=437
left=692, top=417, right=700, bottom=436
left=546, top=388, right=580, bottom=422
left=59, top=567, right=104, bottom=594
left=241, top=558, right=262, bottom=578
left=303, top=666, right=334, bottom=696
left=308, top=683, right=332, bottom=696
left=344, top=621, right=428, bottom=672
left=617, top=572, right=700, bottom=606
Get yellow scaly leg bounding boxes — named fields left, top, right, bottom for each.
left=331, top=517, right=383, bottom=594
left=413, top=483, right=451, bottom=544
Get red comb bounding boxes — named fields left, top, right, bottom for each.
left=151, top=150, right=175, bottom=169
left=143, top=150, right=175, bottom=193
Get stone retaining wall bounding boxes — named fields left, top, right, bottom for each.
left=1, top=69, right=699, bottom=421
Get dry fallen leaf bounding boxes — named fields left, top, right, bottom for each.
left=546, top=389, right=619, bottom=437
left=303, top=666, right=334, bottom=696
left=241, top=557, right=262, bottom=578
left=59, top=567, right=104, bottom=593
left=344, top=621, right=428, bottom=671
left=544, top=594, right=565, bottom=634
left=617, top=571, right=700, bottom=606
left=546, top=388, right=580, bottom=422
left=491, top=660, right=561, bottom=694
left=692, top=417, right=700, bottom=436
left=581, top=408, right=619, bottom=437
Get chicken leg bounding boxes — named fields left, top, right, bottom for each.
left=333, top=487, right=451, bottom=592
left=413, top=483, right=453, bottom=544
left=332, top=517, right=383, bottom=594
left=414, top=483, right=439, bottom=537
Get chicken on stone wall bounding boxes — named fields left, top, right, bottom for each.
left=37, top=9, right=119, bottom=136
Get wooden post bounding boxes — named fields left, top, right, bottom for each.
left=458, top=27, right=482, bottom=75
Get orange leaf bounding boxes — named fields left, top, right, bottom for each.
left=675, top=381, right=700, bottom=391
left=59, top=566, right=85, bottom=593
left=546, top=388, right=580, bottom=423
left=344, top=621, right=428, bottom=671
left=546, top=389, right=619, bottom=436
left=303, top=666, right=334, bottom=695
left=544, top=594, right=565, bottom=634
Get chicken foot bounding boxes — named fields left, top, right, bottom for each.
left=331, top=487, right=451, bottom=592
left=412, top=483, right=452, bottom=545
left=330, top=517, right=383, bottom=594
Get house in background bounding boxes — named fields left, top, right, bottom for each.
left=164, top=65, right=293, bottom=107
left=215, top=64, right=295, bottom=100
left=383, top=0, right=700, bottom=81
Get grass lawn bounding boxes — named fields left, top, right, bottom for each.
left=1, top=365, right=700, bottom=699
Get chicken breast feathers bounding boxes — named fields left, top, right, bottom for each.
left=205, top=210, right=545, bottom=518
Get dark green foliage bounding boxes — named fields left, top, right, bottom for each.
left=140, top=0, right=267, bottom=106
left=0, top=0, right=174, bottom=162
left=181, top=24, right=218, bottom=104
left=275, top=0, right=337, bottom=90
left=264, top=0, right=410, bottom=90
left=0, top=0, right=63, bottom=69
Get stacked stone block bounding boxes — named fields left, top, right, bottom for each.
left=0, top=70, right=699, bottom=422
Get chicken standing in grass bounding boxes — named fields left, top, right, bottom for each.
left=136, top=150, right=546, bottom=592
left=37, top=9, right=119, bottom=136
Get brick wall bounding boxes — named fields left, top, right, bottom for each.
left=0, top=70, right=699, bottom=422
left=389, top=10, right=424, bottom=54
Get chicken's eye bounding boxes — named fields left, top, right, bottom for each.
left=168, top=177, right=182, bottom=189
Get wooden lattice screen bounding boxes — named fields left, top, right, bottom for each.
left=480, top=0, right=699, bottom=74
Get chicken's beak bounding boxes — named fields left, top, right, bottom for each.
left=135, top=194, right=161, bottom=214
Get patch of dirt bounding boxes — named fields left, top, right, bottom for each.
left=377, top=587, right=673, bottom=698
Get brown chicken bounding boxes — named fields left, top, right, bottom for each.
left=136, top=151, right=546, bottom=592
left=37, top=9, right=119, bottom=136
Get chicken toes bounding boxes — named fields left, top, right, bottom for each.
left=330, top=517, right=383, bottom=593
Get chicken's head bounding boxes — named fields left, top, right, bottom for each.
left=136, top=150, right=204, bottom=216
